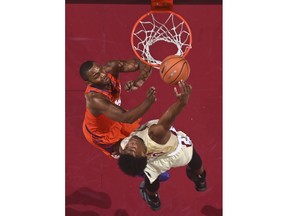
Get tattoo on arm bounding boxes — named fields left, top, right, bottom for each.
left=121, top=59, right=140, bottom=72
left=132, top=61, right=152, bottom=87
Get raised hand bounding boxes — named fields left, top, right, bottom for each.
left=125, top=61, right=152, bottom=92
left=125, top=80, right=139, bottom=92
left=145, top=86, right=157, bottom=104
left=173, top=80, right=192, bottom=106
left=125, top=79, right=146, bottom=92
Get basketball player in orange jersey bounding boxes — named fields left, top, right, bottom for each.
left=80, top=59, right=156, bottom=158
left=117, top=80, right=207, bottom=211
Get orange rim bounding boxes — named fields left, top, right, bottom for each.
left=131, top=10, right=192, bottom=68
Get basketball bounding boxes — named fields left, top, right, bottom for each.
left=159, top=55, right=190, bottom=85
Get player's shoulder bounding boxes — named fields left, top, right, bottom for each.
left=86, top=91, right=101, bottom=98
left=102, top=60, right=122, bottom=76
left=86, top=91, right=110, bottom=103
left=103, top=60, right=121, bottom=67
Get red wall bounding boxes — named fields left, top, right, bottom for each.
left=66, top=3, right=222, bottom=216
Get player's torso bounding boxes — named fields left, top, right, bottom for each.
left=85, top=73, right=121, bottom=105
left=132, top=120, right=179, bottom=160
left=84, top=73, right=122, bottom=132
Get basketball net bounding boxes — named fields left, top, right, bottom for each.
left=131, top=0, right=192, bottom=68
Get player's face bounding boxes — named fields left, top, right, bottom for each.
left=86, top=63, right=110, bottom=85
left=122, top=136, right=146, bottom=157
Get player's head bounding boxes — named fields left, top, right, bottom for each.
left=79, top=61, right=110, bottom=86
left=118, top=136, right=147, bottom=176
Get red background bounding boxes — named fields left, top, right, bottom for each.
left=66, top=3, right=222, bottom=216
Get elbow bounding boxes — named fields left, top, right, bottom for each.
left=119, top=114, right=138, bottom=124
left=112, top=110, right=139, bottom=124
left=122, top=117, right=137, bottom=124
left=126, top=118, right=137, bottom=124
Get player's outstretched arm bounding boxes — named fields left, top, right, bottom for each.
left=148, top=80, right=192, bottom=144
left=102, top=59, right=152, bottom=91
left=124, top=60, right=152, bottom=92
left=87, top=87, right=156, bottom=123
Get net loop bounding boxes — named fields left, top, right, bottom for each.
left=131, top=11, right=192, bottom=67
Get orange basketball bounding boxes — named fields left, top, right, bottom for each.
left=159, top=55, right=190, bottom=85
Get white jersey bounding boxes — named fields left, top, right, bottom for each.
left=120, top=120, right=193, bottom=183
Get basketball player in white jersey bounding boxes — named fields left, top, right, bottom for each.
left=117, top=80, right=207, bottom=211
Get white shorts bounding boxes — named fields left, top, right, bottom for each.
left=144, top=131, right=193, bottom=183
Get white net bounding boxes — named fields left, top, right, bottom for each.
left=132, top=12, right=192, bottom=67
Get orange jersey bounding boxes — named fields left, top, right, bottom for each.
left=82, top=73, right=140, bottom=157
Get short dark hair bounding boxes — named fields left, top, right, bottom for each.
left=79, top=61, right=94, bottom=81
left=118, top=154, right=147, bottom=176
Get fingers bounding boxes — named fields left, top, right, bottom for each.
left=173, top=80, right=192, bottom=105
left=146, top=86, right=156, bottom=96
left=125, top=80, right=137, bottom=92
left=174, top=86, right=180, bottom=97
left=125, top=84, right=131, bottom=92
left=124, top=81, right=132, bottom=91
left=176, top=80, right=192, bottom=95
left=179, top=80, right=192, bottom=92
left=146, top=86, right=157, bottom=102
